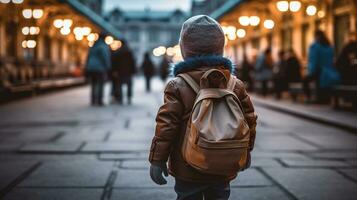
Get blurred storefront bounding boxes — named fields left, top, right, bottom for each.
left=211, top=0, right=357, bottom=65
left=0, top=0, right=121, bottom=101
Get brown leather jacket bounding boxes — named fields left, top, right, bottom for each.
left=149, top=62, right=257, bottom=183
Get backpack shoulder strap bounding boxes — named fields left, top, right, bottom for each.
left=227, top=75, right=237, bottom=91
left=177, top=73, right=200, bottom=93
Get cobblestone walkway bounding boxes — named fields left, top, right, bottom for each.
left=1, top=77, right=357, bottom=200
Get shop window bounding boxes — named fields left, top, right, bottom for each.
left=301, top=23, right=310, bottom=58
left=44, top=35, right=52, bottom=61
left=334, top=14, right=350, bottom=54
left=5, top=21, right=17, bottom=58
left=281, top=28, right=293, bottom=50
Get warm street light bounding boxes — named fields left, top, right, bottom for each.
left=264, top=19, right=275, bottom=29
left=21, top=40, right=27, bottom=48
left=26, top=40, right=36, bottom=48
left=277, top=1, right=289, bottom=12
left=105, top=36, right=114, bottom=45
left=63, top=19, right=73, bottom=27
left=60, top=27, right=71, bottom=35
left=53, top=19, right=63, bottom=28
left=166, top=47, right=175, bottom=56
left=22, top=27, right=30, bottom=35
left=236, top=29, right=246, bottom=38
left=32, top=9, right=44, bottom=19
left=110, top=40, right=122, bottom=51
left=82, top=27, right=91, bottom=36
left=0, top=0, right=10, bottom=4
left=29, top=26, right=40, bottom=35
left=289, top=1, right=301, bottom=12
left=22, top=9, right=32, bottom=19
left=12, top=0, right=24, bottom=3
left=153, top=46, right=166, bottom=56
left=75, top=34, right=84, bottom=41
left=87, top=33, right=98, bottom=42
left=249, top=16, right=260, bottom=26
left=306, top=5, right=317, bottom=16
left=317, top=10, right=325, bottom=18
left=239, top=16, right=250, bottom=26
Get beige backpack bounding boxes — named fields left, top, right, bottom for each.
left=177, top=69, right=250, bottom=176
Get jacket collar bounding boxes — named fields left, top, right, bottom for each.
left=172, top=55, right=234, bottom=76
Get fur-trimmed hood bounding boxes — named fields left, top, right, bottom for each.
left=171, top=55, right=234, bottom=76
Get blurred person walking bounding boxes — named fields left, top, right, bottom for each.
left=336, top=31, right=357, bottom=85
left=85, top=33, right=111, bottom=106
left=255, top=47, right=273, bottom=96
left=272, top=50, right=287, bottom=99
left=141, top=52, right=155, bottom=92
left=159, top=56, right=170, bottom=83
left=149, top=15, right=257, bottom=200
left=303, top=30, right=341, bottom=104
left=111, top=41, right=136, bottom=105
left=239, top=53, right=254, bottom=91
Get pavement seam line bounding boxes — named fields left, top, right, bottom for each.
left=256, top=167, right=298, bottom=200
left=0, top=161, right=42, bottom=198
left=100, top=161, right=119, bottom=200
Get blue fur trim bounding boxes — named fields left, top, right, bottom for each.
left=171, top=55, right=234, bottom=76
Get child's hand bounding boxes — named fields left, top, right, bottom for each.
left=150, top=161, right=168, bottom=185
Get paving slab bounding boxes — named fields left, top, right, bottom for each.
left=113, top=169, right=175, bottom=188
left=121, top=160, right=149, bottom=169
left=99, top=152, right=148, bottom=160
left=0, top=161, right=39, bottom=191
left=3, top=132, right=60, bottom=143
left=256, top=136, right=318, bottom=151
left=56, top=132, right=108, bottom=142
left=339, top=169, right=357, bottom=181
left=19, top=161, right=113, bottom=187
left=293, top=134, right=357, bottom=150
left=231, top=168, right=272, bottom=187
left=346, top=160, right=357, bottom=166
left=19, top=142, right=83, bottom=153
left=0, top=143, right=23, bottom=152
left=309, top=151, right=357, bottom=159
left=108, top=132, right=153, bottom=142
left=230, top=187, right=290, bottom=200
left=263, top=168, right=357, bottom=200
left=252, top=151, right=308, bottom=159
left=81, top=142, right=150, bottom=153
left=3, top=188, right=102, bottom=200
left=251, top=158, right=282, bottom=167
left=280, top=158, right=349, bottom=167
left=111, top=189, right=175, bottom=200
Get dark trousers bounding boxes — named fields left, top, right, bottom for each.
left=175, top=179, right=230, bottom=200
left=88, top=72, right=105, bottom=105
left=118, top=76, right=133, bottom=104
left=261, top=80, right=268, bottom=97
left=145, top=76, right=151, bottom=92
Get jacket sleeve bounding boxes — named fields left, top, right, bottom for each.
left=235, top=80, right=258, bottom=151
left=149, top=80, right=184, bottom=162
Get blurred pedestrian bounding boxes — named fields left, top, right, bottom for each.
left=336, top=31, right=357, bottom=85
left=141, top=52, right=155, bottom=92
left=255, top=47, right=273, bottom=96
left=149, top=15, right=257, bottom=200
left=85, top=33, right=111, bottom=106
left=285, top=49, right=302, bottom=84
left=303, top=30, right=341, bottom=104
left=111, top=41, right=136, bottom=105
left=159, top=56, right=170, bottom=83
left=239, top=53, right=254, bottom=91
left=272, top=50, right=287, bottom=99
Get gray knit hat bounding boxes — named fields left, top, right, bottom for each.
left=179, top=15, right=225, bottom=59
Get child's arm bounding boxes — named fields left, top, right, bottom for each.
left=235, top=80, right=258, bottom=151
left=149, top=80, right=183, bottom=163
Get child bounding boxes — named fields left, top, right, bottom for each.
left=149, top=15, right=257, bottom=200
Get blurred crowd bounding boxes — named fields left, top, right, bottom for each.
left=235, top=30, right=357, bottom=106
left=84, top=33, right=170, bottom=106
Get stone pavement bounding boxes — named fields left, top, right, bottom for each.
left=1, top=77, right=357, bottom=200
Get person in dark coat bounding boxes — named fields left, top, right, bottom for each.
left=285, top=49, right=302, bottom=84
left=239, top=53, right=254, bottom=91
left=141, top=52, right=155, bottom=92
left=272, top=50, right=287, bottom=99
left=111, top=42, right=136, bottom=105
left=159, top=56, right=170, bottom=83
left=336, top=31, right=357, bottom=85
left=85, top=33, right=111, bottom=106
left=303, top=30, right=341, bottom=104
left=255, top=48, right=273, bottom=96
